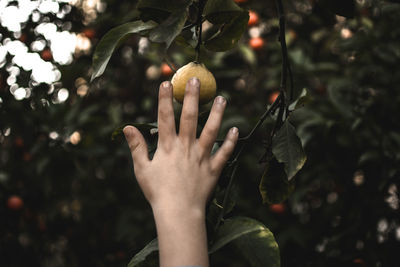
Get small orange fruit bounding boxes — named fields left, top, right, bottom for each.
left=161, top=63, right=174, bottom=76
left=269, top=203, right=286, bottom=214
left=7, top=195, right=24, bottom=211
left=249, top=37, right=264, bottom=50
left=248, top=11, right=259, bottom=27
left=269, top=91, right=280, bottom=104
left=41, top=49, right=52, bottom=61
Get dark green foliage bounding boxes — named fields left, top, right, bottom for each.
left=204, top=10, right=249, bottom=51
left=91, top=21, right=157, bottom=81
left=319, top=0, right=356, bottom=18
left=272, top=120, right=307, bottom=180
left=209, top=216, right=280, bottom=267
left=259, top=158, right=295, bottom=204
left=203, top=0, right=243, bottom=24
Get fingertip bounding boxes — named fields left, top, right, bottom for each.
left=229, top=127, right=239, bottom=139
left=189, top=77, right=200, bottom=87
left=123, top=126, right=134, bottom=139
left=161, top=80, right=172, bottom=89
left=215, top=95, right=226, bottom=105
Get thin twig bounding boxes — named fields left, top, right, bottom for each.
left=214, top=163, right=238, bottom=231
left=215, top=94, right=282, bottom=143
left=195, top=0, right=206, bottom=62
left=163, top=56, right=177, bottom=72
left=182, top=22, right=197, bottom=31
left=275, top=0, right=292, bottom=118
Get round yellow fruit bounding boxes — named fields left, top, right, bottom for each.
left=171, top=62, right=217, bottom=104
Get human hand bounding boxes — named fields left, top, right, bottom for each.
left=123, top=77, right=238, bottom=267
left=123, top=78, right=239, bottom=214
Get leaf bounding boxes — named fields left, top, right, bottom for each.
left=205, top=11, right=249, bottom=52
left=149, top=7, right=189, bottom=48
left=289, top=88, right=312, bottom=111
left=238, top=44, right=257, bottom=66
left=319, top=0, right=355, bottom=18
left=272, top=120, right=307, bottom=180
left=232, top=228, right=280, bottom=267
left=259, top=158, right=295, bottom=204
left=111, top=122, right=158, bottom=141
left=210, top=217, right=280, bottom=267
left=137, top=0, right=190, bottom=13
left=204, top=0, right=243, bottom=24
left=127, top=238, right=158, bottom=267
left=91, top=21, right=157, bottom=82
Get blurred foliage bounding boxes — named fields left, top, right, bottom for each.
left=1, top=0, right=400, bottom=266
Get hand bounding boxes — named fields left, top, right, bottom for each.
left=123, top=77, right=238, bottom=267
left=123, top=77, right=238, bottom=213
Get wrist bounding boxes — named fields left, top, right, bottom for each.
left=151, top=202, right=209, bottom=267
left=151, top=202, right=206, bottom=222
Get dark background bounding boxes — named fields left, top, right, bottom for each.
left=1, top=0, right=399, bottom=266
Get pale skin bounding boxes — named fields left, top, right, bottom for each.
left=123, top=77, right=239, bottom=267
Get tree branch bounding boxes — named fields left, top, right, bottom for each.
left=195, top=0, right=206, bottom=62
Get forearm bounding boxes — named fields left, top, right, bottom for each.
left=152, top=205, right=209, bottom=267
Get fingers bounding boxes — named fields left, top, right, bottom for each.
left=157, top=81, right=176, bottom=148
left=123, top=126, right=150, bottom=167
left=211, top=127, right=239, bottom=172
left=198, top=96, right=226, bottom=154
left=179, top=77, right=200, bottom=145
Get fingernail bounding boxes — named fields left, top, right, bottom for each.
left=123, top=126, right=132, bottom=139
left=189, top=77, right=199, bottom=86
left=215, top=96, right=225, bottom=104
left=230, top=127, right=238, bottom=135
left=162, top=81, right=171, bottom=88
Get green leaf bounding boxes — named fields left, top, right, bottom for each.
left=137, top=0, right=190, bottom=13
left=259, top=158, right=295, bottom=204
left=205, top=11, right=249, bottom=52
left=137, top=0, right=192, bottom=22
left=232, top=228, right=281, bottom=267
left=289, top=88, right=312, bottom=111
left=238, top=44, right=257, bottom=66
left=149, top=7, right=189, bottom=48
left=127, top=238, right=158, bottom=267
left=91, top=21, right=157, bottom=82
left=210, top=217, right=280, bottom=267
left=272, top=120, right=307, bottom=180
left=204, top=0, right=243, bottom=24
left=319, top=0, right=355, bottom=18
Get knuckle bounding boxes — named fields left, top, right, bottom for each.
left=128, top=140, right=140, bottom=152
left=182, top=110, right=197, bottom=122
left=203, top=126, right=218, bottom=139
left=158, top=108, right=170, bottom=119
left=159, top=86, right=171, bottom=98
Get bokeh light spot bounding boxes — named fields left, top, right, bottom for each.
left=57, top=88, right=69, bottom=102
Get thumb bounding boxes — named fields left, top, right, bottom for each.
left=123, top=126, right=150, bottom=167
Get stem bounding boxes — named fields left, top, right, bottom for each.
left=195, top=0, right=206, bottom=62
left=215, top=94, right=282, bottom=144
left=213, top=0, right=294, bottom=232
left=214, top=163, right=238, bottom=231
left=163, top=56, right=176, bottom=72
left=213, top=94, right=281, bottom=231
left=275, top=0, right=293, bottom=117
